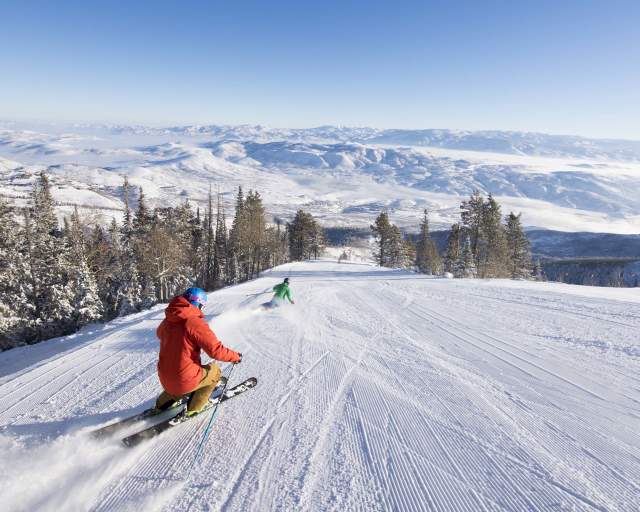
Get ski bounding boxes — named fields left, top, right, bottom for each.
left=122, top=377, right=257, bottom=447
left=89, top=397, right=189, bottom=440
left=90, top=378, right=227, bottom=439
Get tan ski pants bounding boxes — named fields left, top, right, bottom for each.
left=155, top=363, right=222, bottom=413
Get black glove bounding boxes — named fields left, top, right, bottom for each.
left=235, top=352, right=243, bottom=364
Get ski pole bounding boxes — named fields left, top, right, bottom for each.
left=189, top=363, right=236, bottom=470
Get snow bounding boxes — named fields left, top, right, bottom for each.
left=0, top=260, right=638, bottom=511
left=2, top=123, right=640, bottom=233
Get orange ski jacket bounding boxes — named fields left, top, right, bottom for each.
left=156, top=296, right=240, bottom=396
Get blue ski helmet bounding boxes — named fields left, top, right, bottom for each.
left=183, top=287, right=207, bottom=309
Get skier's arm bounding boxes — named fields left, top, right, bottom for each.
left=187, top=318, right=241, bottom=363
left=286, top=287, right=294, bottom=304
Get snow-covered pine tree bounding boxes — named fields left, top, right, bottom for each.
left=443, top=223, right=461, bottom=274
left=133, top=186, right=152, bottom=238
left=479, top=193, right=509, bottom=278
left=455, top=235, right=477, bottom=278
left=97, top=219, right=123, bottom=318
left=505, top=212, right=532, bottom=279
left=415, top=209, right=442, bottom=275
left=387, top=225, right=403, bottom=268
left=460, top=191, right=484, bottom=262
left=65, top=206, right=103, bottom=329
left=139, top=274, right=157, bottom=310
left=212, top=191, right=228, bottom=288
left=24, top=172, right=75, bottom=341
left=71, top=258, right=104, bottom=327
left=114, top=251, right=142, bottom=317
left=109, top=178, right=143, bottom=315
left=112, top=215, right=142, bottom=317
left=121, top=176, right=133, bottom=241
left=0, top=198, right=31, bottom=349
left=129, top=185, right=166, bottom=306
left=391, top=225, right=414, bottom=268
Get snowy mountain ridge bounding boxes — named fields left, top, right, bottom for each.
left=1, top=122, right=640, bottom=234
left=4, top=121, right=640, bottom=160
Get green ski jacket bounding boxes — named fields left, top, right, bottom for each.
left=273, top=282, right=293, bottom=303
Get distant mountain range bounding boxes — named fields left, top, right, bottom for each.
left=1, top=122, right=639, bottom=234
left=28, top=123, right=639, bottom=161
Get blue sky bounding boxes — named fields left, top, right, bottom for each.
left=1, top=0, right=639, bottom=139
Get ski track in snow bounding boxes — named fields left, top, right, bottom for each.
left=0, top=260, right=638, bottom=511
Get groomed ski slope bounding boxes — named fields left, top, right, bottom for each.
left=0, top=260, right=639, bottom=512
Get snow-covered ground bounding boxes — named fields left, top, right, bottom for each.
left=0, top=260, right=638, bottom=511
left=2, top=123, right=640, bottom=233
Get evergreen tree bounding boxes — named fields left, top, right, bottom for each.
left=479, top=194, right=509, bottom=278
left=460, top=191, right=484, bottom=260
left=288, top=209, right=320, bottom=261
left=0, top=180, right=292, bottom=350
left=121, top=176, right=133, bottom=240
left=306, top=220, right=325, bottom=260
left=65, top=207, right=103, bottom=328
left=371, top=211, right=412, bottom=268
left=228, top=186, right=247, bottom=283
left=133, top=186, right=152, bottom=237
left=98, top=219, right=124, bottom=318
left=112, top=210, right=142, bottom=317
left=371, top=211, right=393, bottom=266
left=443, top=223, right=461, bottom=274
left=71, top=258, right=104, bottom=327
left=415, top=210, right=442, bottom=275
left=212, top=192, right=228, bottom=287
left=23, top=172, right=75, bottom=341
left=130, top=186, right=162, bottom=304
left=388, top=225, right=414, bottom=269
left=113, top=250, right=142, bottom=317
left=455, top=235, right=477, bottom=278
left=0, top=198, right=30, bottom=348
left=191, top=207, right=206, bottom=287
left=203, top=186, right=215, bottom=289
left=505, top=212, right=532, bottom=279
left=244, top=191, right=267, bottom=279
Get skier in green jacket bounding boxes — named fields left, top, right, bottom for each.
left=271, top=277, right=294, bottom=306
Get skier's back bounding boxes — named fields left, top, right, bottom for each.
left=155, top=287, right=242, bottom=415
left=271, top=277, right=295, bottom=306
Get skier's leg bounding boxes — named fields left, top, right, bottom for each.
left=187, top=363, right=222, bottom=413
left=155, top=390, right=180, bottom=410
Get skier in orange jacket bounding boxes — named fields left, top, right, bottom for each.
left=155, top=287, right=241, bottom=415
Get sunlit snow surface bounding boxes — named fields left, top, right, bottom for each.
left=1, top=123, right=640, bottom=233
left=0, top=260, right=638, bottom=511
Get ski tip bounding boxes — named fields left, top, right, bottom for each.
left=246, top=377, right=258, bottom=386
